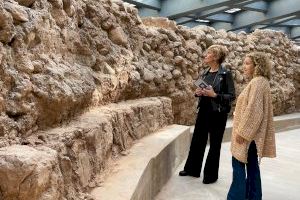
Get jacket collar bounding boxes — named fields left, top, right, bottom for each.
left=203, top=64, right=227, bottom=76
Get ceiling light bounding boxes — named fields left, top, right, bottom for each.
left=225, top=8, right=241, bottom=14
left=195, top=19, right=210, bottom=23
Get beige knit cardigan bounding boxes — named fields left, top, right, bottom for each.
left=231, top=76, right=276, bottom=163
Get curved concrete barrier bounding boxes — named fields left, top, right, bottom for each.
left=90, top=125, right=191, bottom=200
left=90, top=113, right=300, bottom=200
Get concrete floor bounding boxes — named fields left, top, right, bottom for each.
left=155, top=129, right=300, bottom=200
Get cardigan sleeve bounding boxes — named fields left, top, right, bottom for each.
left=237, top=80, right=265, bottom=141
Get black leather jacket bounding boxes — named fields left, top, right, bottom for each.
left=196, top=66, right=236, bottom=113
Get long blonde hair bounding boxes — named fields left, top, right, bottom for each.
left=246, top=52, right=271, bottom=80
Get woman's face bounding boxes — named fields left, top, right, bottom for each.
left=204, top=50, right=217, bottom=65
left=243, top=56, right=255, bottom=78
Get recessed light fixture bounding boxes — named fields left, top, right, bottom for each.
left=195, top=19, right=210, bottom=23
left=225, top=8, right=241, bottom=14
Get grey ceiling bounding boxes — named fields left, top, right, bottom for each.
left=123, top=0, right=300, bottom=43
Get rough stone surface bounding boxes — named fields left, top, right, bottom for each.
left=0, top=145, right=62, bottom=200
left=0, top=97, right=173, bottom=199
left=0, top=0, right=298, bottom=137
left=0, top=0, right=299, bottom=199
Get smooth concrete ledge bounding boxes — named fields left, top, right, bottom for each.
left=90, top=113, right=299, bottom=200
left=272, top=112, right=300, bottom=132
left=90, top=125, right=191, bottom=200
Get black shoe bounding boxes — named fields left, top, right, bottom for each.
left=179, top=170, right=200, bottom=178
left=179, top=170, right=189, bottom=176
left=202, top=178, right=218, bottom=184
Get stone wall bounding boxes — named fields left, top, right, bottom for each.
left=0, top=97, right=173, bottom=200
left=0, top=0, right=299, bottom=138
left=0, top=0, right=299, bottom=199
left=139, top=17, right=300, bottom=120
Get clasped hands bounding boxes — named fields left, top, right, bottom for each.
left=195, top=86, right=217, bottom=98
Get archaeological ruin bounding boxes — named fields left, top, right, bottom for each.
left=0, top=0, right=299, bottom=199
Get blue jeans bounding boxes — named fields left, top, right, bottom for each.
left=227, top=141, right=262, bottom=200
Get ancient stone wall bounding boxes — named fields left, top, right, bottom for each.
left=140, top=17, right=300, bottom=120
left=0, top=0, right=299, bottom=199
left=0, top=0, right=299, bottom=138
left=0, top=97, right=173, bottom=199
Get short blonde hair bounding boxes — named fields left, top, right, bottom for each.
left=206, top=45, right=228, bottom=64
left=246, top=52, right=271, bottom=80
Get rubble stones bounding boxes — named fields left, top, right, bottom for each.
left=0, top=0, right=297, bottom=141
left=0, top=145, right=62, bottom=200
left=0, top=97, right=173, bottom=200
left=108, top=26, right=128, bottom=46
left=0, top=0, right=299, bottom=199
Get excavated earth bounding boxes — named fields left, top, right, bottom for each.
left=0, top=0, right=299, bottom=199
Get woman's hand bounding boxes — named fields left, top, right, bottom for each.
left=236, top=135, right=245, bottom=144
left=203, top=86, right=217, bottom=97
left=195, top=88, right=204, bottom=96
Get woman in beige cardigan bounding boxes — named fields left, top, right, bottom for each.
left=227, top=52, right=276, bottom=200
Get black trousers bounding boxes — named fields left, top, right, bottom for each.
left=184, top=109, right=228, bottom=179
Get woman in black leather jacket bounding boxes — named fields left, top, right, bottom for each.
left=179, top=45, right=235, bottom=184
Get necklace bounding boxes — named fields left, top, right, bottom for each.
left=204, top=71, right=218, bottom=88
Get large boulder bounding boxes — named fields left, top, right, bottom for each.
left=0, top=145, right=62, bottom=200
